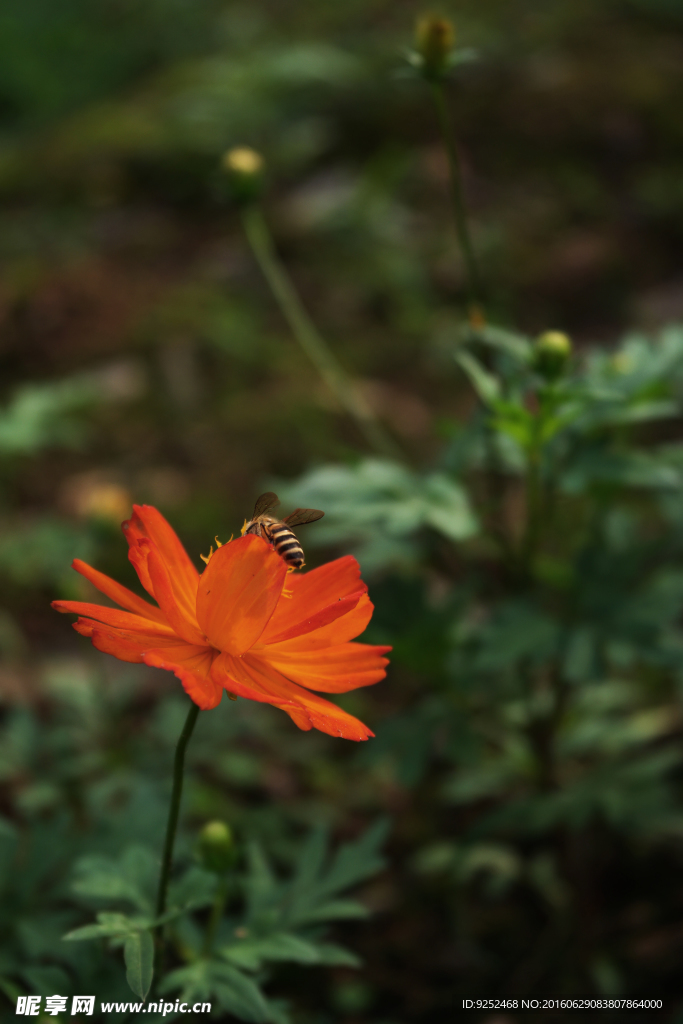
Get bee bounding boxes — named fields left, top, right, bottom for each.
left=242, top=492, right=324, bottom=570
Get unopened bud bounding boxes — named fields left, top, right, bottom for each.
left=414, top=15, right=456, bottom=81
left=221, top=147, right=265, bottom=204
left=533, top=331, right=572, bottom=381
left=198, top=820, right=237, bottom=874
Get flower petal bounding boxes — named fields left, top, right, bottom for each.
left=260, top=555, right=366, bottom=643
left=124, top=508, right=202, bottom=636
left=258, top=593, right=375, bottom=653
left=52, top=600, right=175, bottom=636
left=70, top=618, right=164, bottom=663
left=263, top=590, right=365, bottom=645
left=142, top=645, right=222, bottom=710
left=144, top=540, right=206, bottom=645
left=211, top=652, right=374, bottom=740
left=69, top=617, right=221, bottom=709
left=123, top=505, right=199, bottom=604
left=71, top=558, right=168, bottom=624
left=253, top=642, right=391, bottom=693
left=71, top=617, right=197, bottom=653
left=196, top=535, right=287, bottom=656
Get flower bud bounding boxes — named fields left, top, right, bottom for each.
left=533, top=331, right=572, bottom=381
left=221, top=147, right=265, bottom=205
left=198, top=820, right=237, bottom=874
left=414, top=15, right=456, bottom=81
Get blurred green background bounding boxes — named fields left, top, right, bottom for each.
left=3, top=0, right=683, bottom=1020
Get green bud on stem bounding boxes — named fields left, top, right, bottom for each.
left=222, top=147, right=265, bottom=205
left=414, top=15, right=456, bottom=81
left=532, top=330, right=572, bottom=382
left=198, top=820, right=237, bottom=874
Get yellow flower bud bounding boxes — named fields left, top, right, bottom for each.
left=198, top=820, right=237, bottom=874
left=221, top=147, right=265, bottom=204
left=533, top=331, right=572, bottom=381
left=222, top=147, right=264, bottom=176
left=414, top=15, right=456, bottom=80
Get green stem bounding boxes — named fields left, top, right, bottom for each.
left=155, top=701, right=200, bottom=935
left=202, top=880, right=228, bottom=957
left=520, top=441, right=541, bottom=574
left=241, top=205, right=401, bottom=460
left=429, top=80, right=484, bottom=320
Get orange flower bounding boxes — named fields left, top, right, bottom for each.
left=52, top=505, right=390, bottom=740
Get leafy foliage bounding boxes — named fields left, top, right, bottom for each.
left=276, top=460, right=478, bottom=571
left=284, top=322, right=683, bottom=999
left=62, top=823, right=386, bottom=1015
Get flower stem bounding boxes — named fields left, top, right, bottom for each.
left=201, top=880, right=228, bottom=957
left=155, top=701, right=200, bottom=934
left=241, top=204, right=401, bottom=460
left=429, top=80, right=485, bottom=323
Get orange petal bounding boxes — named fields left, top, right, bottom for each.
left=124, top=513, right=201, bottom=633
left=127, top=535, right=155, bottom=597
left=142, top=645, right=222, bottom=710
left=70, top=618, right=190, bottom=663
left=253, top=642, right=391, bottom=692
left=196, top=535, right=287, bottom=656
left=71, top=559, right=168, bottom=624
left=211, top=652, right=374, bottom=740
left=258, top=593, right=375, bottom=653
left=52, top=600, right=175, bottom=636
left=71, top=617, right=199, bottom=652
left=123, top=505, right=199, bottom=607
left=264, top=589, right=365, bottom=645
left=261, top=555, right=366, bottom=642
left=144, top=540, right=206, bottom=645
left=70, top=618, right=220, bottom=708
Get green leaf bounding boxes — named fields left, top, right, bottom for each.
left=161, top=960, right=273, bottom=1023
left=310, top=942, right=362, bottom=967
left=489, top=400, right=536, bottom=449
left=63, top=911, right=143, bottom=941
left=0, top=376, right=97, bottom=456
left=160, top=961, right=211, bottom=1004
left=475, top=324, right=533, bottom=362
left=124, top=930, right=154, bottom=1001
left=222, top=932, right=320, bottom=970
left=454, top=350, right=502, bottom=404
left=222, top=933, right=362, bottom=970
left=288, top=898, right=369, bottom=925
left=244, top=842, right=279, bottom=921
left=274, top=459, right=477, bottom=570
left=317, top=818, right=389, bottom=896
left=168, top=865, right=218, bottom=911
left=211, top=963, right=272, bottom=1023
left=422, top=473, right=478, bottom=540
left=70, top=845, right=156, bottom=912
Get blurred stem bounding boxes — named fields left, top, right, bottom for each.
left=202, top=879, right=229, bottom=957
left=429, top=80, right=485, bottom=324
left=483, top=425, right=516, bottom=567
left=155, top=702, right=200, bottom=941
left=520, top=432, right=542, bottom=574
left=241, top=205, right=401, bottom=460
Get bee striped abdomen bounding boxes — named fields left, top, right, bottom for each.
left=266, top=524, right=305, bottom=568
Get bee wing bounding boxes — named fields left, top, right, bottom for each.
left=253, top=492, right=280, bottom=518
left=282, top=507, right=325, bottom=527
